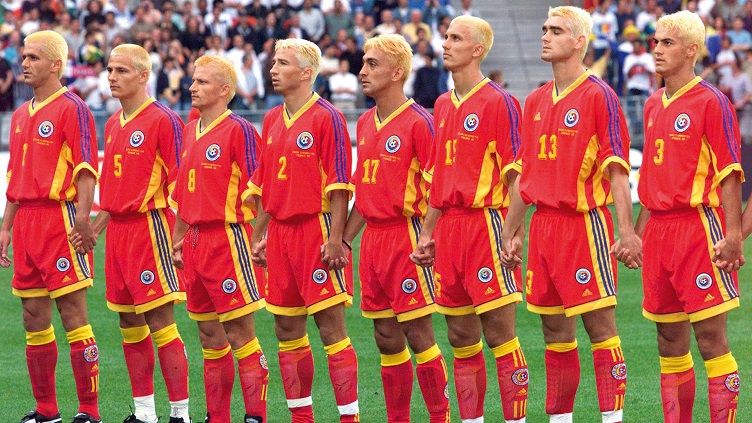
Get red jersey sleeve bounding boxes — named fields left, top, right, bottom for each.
left=63, top=101, right=99, bottom=182
left=5, top=111, right=15, bottom=187
left=704, top=90, right=744, bottom=183
left=243, top=115, right=268, bottom=203
left=412, top=105, right=434, bottom=185
left=592, top=82, right=630, bottom=173
left=319, top=105, right=352, bottom=195
left=497, top=93, right=522, bottom=184
left=156, top=111, right=185, bottom=207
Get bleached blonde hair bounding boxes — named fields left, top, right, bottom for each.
left=110, top=44, right=152, bottom=73
left=24, top=30, right=68, bottom=78
left=364, top=34, right=413, bottom=80
left=548, top=6, right=593, bottom=59
left=657, top=10, right=706, bottom=63
left=450, top=15, right=493, bottom=61
left=274, top=38, right=321, bottom=80
left=195, top=54, right=237, bottom=101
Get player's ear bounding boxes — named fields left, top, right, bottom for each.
left=392, top=66, right=404, bottom=82
left=300, top=66, right=313, bottom=83
left=51, top=58, right=63, bottom=77
left=573, top=34, right=587, bottom=53
left=686, top=42, right=699, bottom=62
left=139, top=69, right=149, bottom=84
left=472, top=42, right=485, bottom=59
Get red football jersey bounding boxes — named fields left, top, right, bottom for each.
left=518, top=71, right=630, bottom=212
left=427, top=78, right=521, bottom=210
left=174, top=110, right=261, bottom=225
left=6, top=87, right=98, bottom=203
left=100, top=98, right=185, bottom=214
left=638, top=76, right=744, bottom=211
left=352, top=99, right=434, bottom=222
left=247, top=93, right=352, bottom=221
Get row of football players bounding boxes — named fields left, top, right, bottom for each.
left=2, top=6, right=746, bottom=423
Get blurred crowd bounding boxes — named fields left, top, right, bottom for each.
left=580, top=0, right=752, bottom=142
left=0, top=0, right=490, bottom=115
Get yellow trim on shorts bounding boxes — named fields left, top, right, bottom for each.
left=266, top=303, right=308, bottom=316
left=224, top=224, right=257, bottom=305
left=12, top=287, right=50, bottom=298
left=475, top=292, right=523, bottom=315
left=688, top=298, right=740, bottom=323
left=484, top=209, right=513, bottom=297
left=60, top=202, right=92, bottom=282
left=396, top=304, right=437, bottom=322
left=381, top=348, right=411, bottom=366
left=583, top=208, right=614, bottom=299
left=49, top=278, right=93, bottom=299
left=564, top=296, right=617, bottom=317
left=134, top=291, right=186, bottom=314
left=642, top=309, right=690, bottom=323
left=436, top=304, right=476, bottom=316
left=307, top=292, right=352, bottom=315
left=218, top=299, right=265, bottom=322
left=526, top=303, right=566, bottom=315
left=362, top=309, right=396, bottom=319
left=146, top=209, right=177, bottom=298
left=406, top=217, right=436, bottom=307
left=189, top=310, right=220, bottom=321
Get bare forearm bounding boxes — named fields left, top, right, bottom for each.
left=343, top=207, right=365, bottom=244
left=92, top=210, right=111, bottom=235
left=75, top=171, right=96, bottom=220
left=609, top=166, right=637, bottom=237
left=172, top=214, right=189, bottom=244
left=253, top=196, right=271, bottom=238
left=503, top=173, right=528, bottom=236
left=721, top=174, right=742, bottom=239
left=420, top=205, right=442, bottom=239
left=634, top=206, right=650, bottom=237
left=328, top=190, right=349, bottom=243
left=1, top=201, right=19, bottom=231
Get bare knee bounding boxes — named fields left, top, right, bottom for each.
left=402, top=315, right=437, bottom=353
left=143, top=303, right=176, bottom=332
left=197, top=320, right=229, bottom=350
left=479, top=304, right=517, bottom=347
left=223, top=314, right=256, bottom=349
left=313, top=305, right=348, bottom=345
left=119, top=312, right=146, bottom=329
left=581, top=307, right=618, bottom=343
left=693, top=315, right=730, bottom=360
left=446, top=314, right=481, bottom=348
left=540, top=314, right=576, bottom=344
left=21, top=297, right=52, bottom=332
left=656, top=321, right=692, bottom=357
left=274, top=314, right=308, bottom=342
left=373, top=318, right=406, bottom=354
left=55, top=290, right=89, bottom=331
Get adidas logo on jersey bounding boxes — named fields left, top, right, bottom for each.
left=230, top=298, right=238, bottom=305
left=408, top=298, right=417, bottom=305
left=320, top=288, right=329, bottom=295
left=62, top=275, right=71, bottom=283
left=704, top=293, right=715, bottom=302
left=534, top=112, right=541, bottom=121
left=359, top=137, right=365, bottom=145
left=582, top=288, right=592, bottom=297
left=146, top=289, right=156, bottom=296
left=484, top=287, right=495, bottom=295
left=517, top=388, right=527, bottom=395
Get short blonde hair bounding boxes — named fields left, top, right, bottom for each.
left=110, top=43, right=152, bottom=73
left=548, top=6, right=593, bottom=59
left=274, top=38, right=321, bottom=79
left=657, top=10, right=706, bottom=63
left=364, top=34, right=413, bottom=80
left=194, top=54, right=237, bottom=101
left=451, top=15, right=493, bottom=61
left=24, top=30, right=68, bottom=78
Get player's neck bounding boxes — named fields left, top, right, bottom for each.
left=374, top=88, right=408, bottom=121
left=283, top=88, right=314, bottom=116
left=198, top=104, right=228, bottom=130
left=451, top=66, right=485, bottom=100
left=551, top=60, right=587, bottom=95
left=119, top=91, right=150, bottom=119
left=32, top=79, right=63, bottom=106
left=663, top=69, right=697, bottom=99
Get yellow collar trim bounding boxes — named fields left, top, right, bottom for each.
left=196, top=109, right=232, bottom=140
left=450, top=78, right=489, bottom=108
left=552, top=70, right=592, bottom=104
left=29, top=86, right=68, bottom=116
left=120, top=97, right=156, bottom=127
left=662, top=76, right=702, bottom=108
left=375, top=98, right=414, bottom=132
left=284, top=92, right=319, bottom=129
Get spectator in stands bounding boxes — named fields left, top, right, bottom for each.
left=299, top=0, right=325, bottom=41
left=325, top=0, right=353, bottom=38
left=259, top=12, right=288, bottom=47
left=130, top=6, right=157, bottom=42
left=206, top=0, right=234, bottom=40
left=458, top=0, right=480, bottom=17
left=81, top=0, right=106, bottom=31
left=329, top=58, right=358, bottom=109
left=488, top=68, right=507, bottom=89
left=180, top=16, right=208, bottom=52
left=246, top=0, right=270, bottom=20
left=636, top=0, right=661, bottom=31
left=727, top=16, right=751, bottom=51
left=623, top=39, right=655, bottom=96
left=376, top=9, right=398, bottom=35
left=413, top=52, right=440, bottom=108
left=393, top=0, right=411, bottom=23
left=234, top=53, right=260, bottom=109
left=340, top=37, right=364, bottom=76
left=402, top=9, right=431, bottom=45
left=157, top=57, right=184, bottom=109
left=424, top=0, right=454, bottom=32
left=615, top=0, right=636, bottom=36
left=720, top=55, right=752, bottom=142
left=0, top=53, right=13, bottom=112
left=715, top=36, right=737, bottom=82
left=713, top=0, right=744, bottom=22
left=659, top=0, right=682, bottom=14
left=179, top=61, right=195, bottom=110
left=72, top=59, right=105, bottom=111
left=592, top=0, right=619, bottom=57
left=360, top=13, right=377, bottom=40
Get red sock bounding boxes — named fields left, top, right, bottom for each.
left=67, top=325, right=100, bottom=419
left=121, top=326, right=155, bottom=398
left=705, top=353, right=740, bottom=423
left=492, top=337, right=528, bottom=421
left=592, top=336, right=627, bottom=416
left=203, top=345, right=234, bottom=423
left=415, top=345, right=450, bottom=423
left=380, top=348, right=413, bottom=423
left=325, top=338, right=359, bottom=422
left=545, top=341, right=580, bottom=416
left=279, top=336, right=315, bottom=423
left=235, top=338, right=269, bottom=421
left=660, top=354, right=696, bottom=423
left=153, top=324, right=189, bottom=401
left=452, top=342, right=486, bottom=420
left=26, top=327, right=58, bottom=417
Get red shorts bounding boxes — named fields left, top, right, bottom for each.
left=526, top=207, right=618, bottom=317
left=642, top=206, right=740, bottom=323
left=105, top=209, right=186, bottom=314
left=12, top=200, right=94, bottom=298
left=265, top=213, right=353, bottom=316
left=433, top=208, right=522, bottom=315
left=360, top=217, right=436, bottom=322
left=184, top=222, right=266, bottom=322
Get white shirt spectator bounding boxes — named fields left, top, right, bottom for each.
left=320, top=0, right=350, bottom=13
left=623, top=51, right=655, bottom=94
left=299, top=7, right=325, bottom=40
left=592, top=8, right=618, bottom=50
left=329, top=68, right=358, bottom=105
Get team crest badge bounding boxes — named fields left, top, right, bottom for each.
left=222, top=278, right=237, bottom=294
left=38, top=120, right=54, bottom=138
left=564, top=109, right=579, bottom=128
left=575, top=268, right=592, bottom=285
left=140, top=270, right=155, bottom=285
left=297, top=131, right=314, bottom=150
left=674, top=113, right=691, bottom=133
left=695, top=273, right=712, bottom=290
left=385, top=135, right=401, bottom=153
left=511, top=368, right=529, bottom=386
left=401, top=278, right=417, bottom=294
left=463, top=113, right=479, bottom=132
left=725, top=373, right=740, bottom=393
left=477, top=267, right=493, bottom=283
left=259, top=354, right=268, bottom=370
left=312, top=269, right=328, bottom=284
left=56, top=257, right=71, bottom=272
left=83, top=345, right=99, bottom=363
left=205, top=144, right=221, bottom=161
left=129, top=130, right=145, bottom=147
left=611, top=363, right=627, bottom=380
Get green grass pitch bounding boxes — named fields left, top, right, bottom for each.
left=0, top=207, right=750, bottom=422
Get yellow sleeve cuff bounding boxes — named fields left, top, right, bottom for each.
left=501, top=162, right=522, bottom=184
left=243, top=182, right=263, bottom=203
left=72, top=162, right=99, bottom=183
left=716, top=163, right=745, bottom=184
left=324, top=182, right=354, bottom=196
left=422, top=169, right=433, bottom=183
left=599, top=156, right=630, bottom=176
